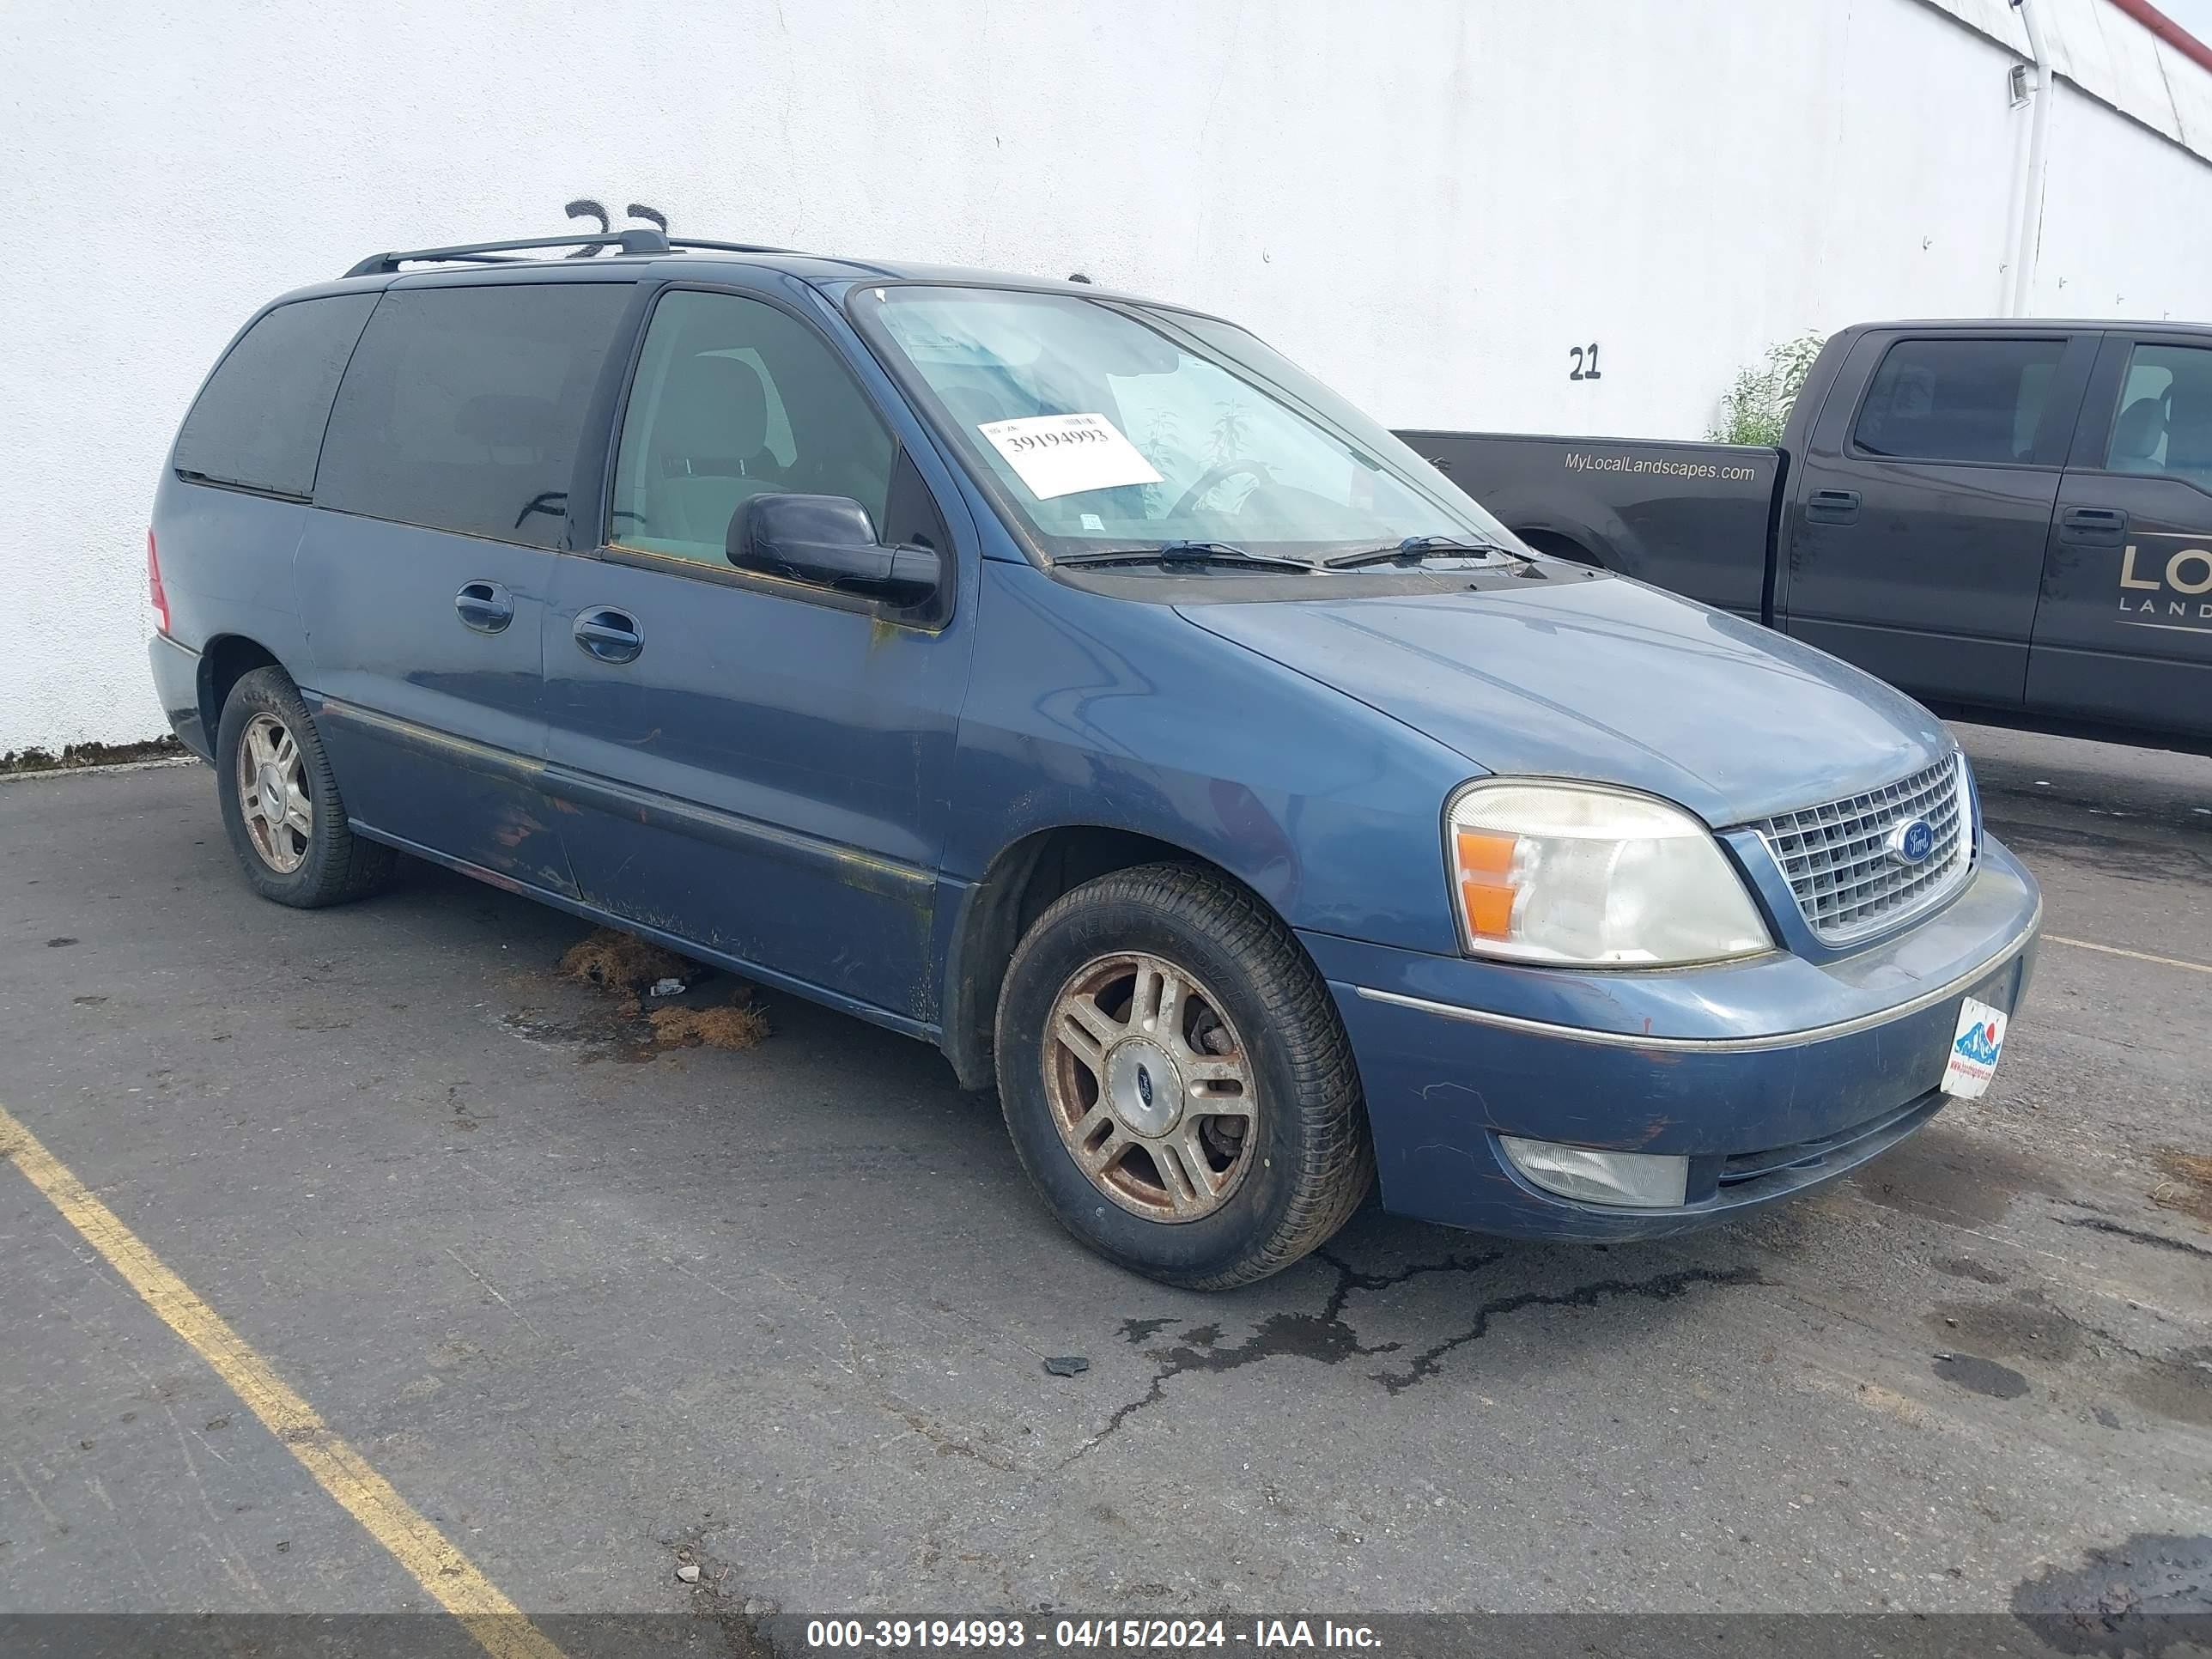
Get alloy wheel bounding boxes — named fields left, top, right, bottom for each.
left=236, top=712, right=312, bottom=874
left=1042, top=951, right=1258, bottom=1221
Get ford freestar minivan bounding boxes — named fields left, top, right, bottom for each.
left=148, top=228, right=2041, bottom=1288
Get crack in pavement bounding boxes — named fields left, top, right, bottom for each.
left=1366, top=1262, right=1770, bottom=1395
left=1069, top=1252, right=1766, bottom=1462
left=2059, top=1216, right=2212, bottom=1261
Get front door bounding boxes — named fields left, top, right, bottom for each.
left=540, top=283, right=976, bottom=1024
left=1780, top=330, right=2093, bottom=709
left=298, top=278, right=636, bottom=891
left=2032, top=333, right=2212, bottom=742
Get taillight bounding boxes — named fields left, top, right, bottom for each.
left=147, top=529, right=171, bottom=636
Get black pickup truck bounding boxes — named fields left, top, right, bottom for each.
left=1398, top=319, right=2212, bottom=750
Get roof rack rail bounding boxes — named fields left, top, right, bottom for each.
left=343, top=228, right=672, bottom=278
left=661, top=237, right=800, bottom=256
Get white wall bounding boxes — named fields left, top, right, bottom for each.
left=2033, top=82, right=2212, bottom=315
left=4, top=0, right=2211, bottom=752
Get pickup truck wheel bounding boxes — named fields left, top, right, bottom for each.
left=215, top=667, right=397, bottom=908
left=995, top=863, right=1373, bottom=1289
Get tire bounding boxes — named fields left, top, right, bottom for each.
left=994, top=863, right=1373, bottom=1289
left=214, top=665, right=398, bottom=908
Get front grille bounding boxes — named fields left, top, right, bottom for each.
left=1750, top=755, right=1972, bottom=944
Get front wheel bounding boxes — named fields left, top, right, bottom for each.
left=994, top=864, right=1373, bottom=1289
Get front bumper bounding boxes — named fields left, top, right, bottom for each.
left=1310, top=836, right=2042, bottom=1240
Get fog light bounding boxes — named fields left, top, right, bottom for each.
left=1498, top=1136, right=1690, bottom=1207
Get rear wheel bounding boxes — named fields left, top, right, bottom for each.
left=995, top=864, right=1372, bottom=1289
left=215, top=666, right=397, bottom=908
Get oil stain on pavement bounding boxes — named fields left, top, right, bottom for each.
left=1079, top=1252, right=1768, bottom=1462
left=2013, top=1532, right=2212, bottom=1652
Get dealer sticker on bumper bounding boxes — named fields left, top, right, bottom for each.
left=1942, top=997, right=2009, bottom=1099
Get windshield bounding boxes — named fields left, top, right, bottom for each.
left=854, top=285, right=1513, bottom=562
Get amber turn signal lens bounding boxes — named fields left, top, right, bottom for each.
left=1455, top=830, right=1518, bottom=939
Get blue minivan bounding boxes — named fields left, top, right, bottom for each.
left=149, top=228, right=2042, bottom=1287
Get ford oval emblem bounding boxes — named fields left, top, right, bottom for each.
left=1887, top=817, right=1936, bottom=866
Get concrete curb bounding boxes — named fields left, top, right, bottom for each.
left=0, top=756, right=206, bottom=786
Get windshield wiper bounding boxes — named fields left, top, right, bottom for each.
left=1322, top=534, right=1522, bottom=569
left=1054, top=540, right=1317, bottom=572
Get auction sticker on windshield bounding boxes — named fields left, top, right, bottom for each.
left=1941, top=996, right=2008, bottom=1099
left=978, top=412, right=1163, bottom=500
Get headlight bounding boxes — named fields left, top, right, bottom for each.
left=1447, top=780, right=1773, bottom=966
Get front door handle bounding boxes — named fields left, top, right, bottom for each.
left=1805, top=488, right=1862, bottom=525
left=574, top=607, right=643, bottom=665
left=2058, top=505, right=2127, bottom=546
left=455, top=580, right=514, bottom=634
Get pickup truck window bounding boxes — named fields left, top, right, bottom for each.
left=1852, top=337, right=2066, bottom=466
left=2105, top=343, right=2212, bottom=489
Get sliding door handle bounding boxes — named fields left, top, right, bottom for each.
left=574, top=607, right=643, bottom=665
left=455, top=580, right=514, bottom=634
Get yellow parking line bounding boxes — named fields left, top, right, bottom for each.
left=0, top=1102, right=567, bottom=1659
left=2046, top=934, right=2212, bottom=976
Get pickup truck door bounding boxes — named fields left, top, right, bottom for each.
left=2032, top=332, right=2212, bottom=743
left=1778, top=329, right=2097, bottom=710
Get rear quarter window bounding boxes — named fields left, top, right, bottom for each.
left=173, top=295, right=379, bottom=496
left=316, top=283, right=634, bottom=549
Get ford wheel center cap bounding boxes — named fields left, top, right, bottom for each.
left=1887, top=817, right=1936, bottom=866
left=1104, top=1037, right=1183, bottom=1137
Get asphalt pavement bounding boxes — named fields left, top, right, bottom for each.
left=1, top=725, right=2206, bottom=1642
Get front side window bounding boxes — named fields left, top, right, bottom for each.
left=1852, top=337, right=2066, bottom=465
left=610, top=289, right=898, bottom=566
left=317, top=283, right=633, bottom=549
left=854, top=285, right=1507, bottom=560
left=2104, top=343, right=2212, bottom=489
left=173, top=295, right=378, bottom=496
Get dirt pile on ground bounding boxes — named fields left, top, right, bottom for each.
left=554, top=927, right=770, bottom=1054
left=1, top=735, right=189, bottom=774
left=647, top=999, right=771, bottom=1052
left=559, top=930, right=694, bottom=999
left=2151, top=1149, right=2212, bottom=1227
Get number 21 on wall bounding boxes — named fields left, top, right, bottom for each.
left=1569, top=343, right=1603, bottom=381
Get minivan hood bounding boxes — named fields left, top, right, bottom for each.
left=1176, top=574, right=1954, bottom=826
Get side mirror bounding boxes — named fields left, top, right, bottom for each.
left=728, top=494, right=940, bottom=607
